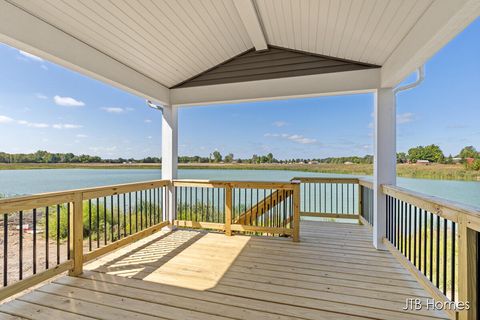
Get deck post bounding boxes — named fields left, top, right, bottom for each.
left=68, top=192, right=84, bottom=276
left=373, top=88, right=396, bottom=250
left=292, top=181, right=301, bottom=242
left=458, top=217, right=478, bottom=320
left=225, top=186, right=232, bottom=236
left=162, top=105, right=178, bottom=227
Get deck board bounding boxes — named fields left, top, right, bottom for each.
left=0, top=221, right=449, bottom=320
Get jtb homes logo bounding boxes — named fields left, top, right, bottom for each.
left=403, top=298, right=470, bottom=311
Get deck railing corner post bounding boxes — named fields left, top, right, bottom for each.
left=457, top=216, right=478, bottom=320
left=291, top=180, right=301, bottom=242
left=68, top=191, right=84, bottom=276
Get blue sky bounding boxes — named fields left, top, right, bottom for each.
left=0, top=18, right=479, bottom=160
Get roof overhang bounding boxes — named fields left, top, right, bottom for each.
left=0, top=0, right=479, bottom=107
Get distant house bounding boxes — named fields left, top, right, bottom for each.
left=452, top=157, right=462, bottom=163
left=416, top=160, right=429, bottom=165
left=308, top=161, right=319, bottom=165
left=466, top=157, right=475, bottom=165
left=344, top=161, right=353, bottom=165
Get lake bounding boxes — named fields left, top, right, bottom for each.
left=0, top=168, right=479, bottom=208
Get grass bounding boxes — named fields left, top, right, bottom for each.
left=1, top=162, right=479, bottom=181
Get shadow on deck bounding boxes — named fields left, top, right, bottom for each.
left=0, top=221, right=449, bottom=320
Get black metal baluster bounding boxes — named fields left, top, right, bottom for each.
left=424, top=209, right=428, bottom=276
left=33, top=208, right=37, bottom=274
left=140, top=191, right=143, bottom=231
left=88, top=199, right=92, bottom=251
left=3, top=214, right=8, bottom=286
left=56, top=204, right=60, bottom=265
left=419, top=207, right=422, bottom=272
left=429, top=213, right=433, bottom=282
left=96, top=198, right=100, bottom=248
left=386, top=196, right=389, bottom=240
left=123, top=194, right=127, bottom=237
left=451, top=222, right=456, bottom=301
left=408, top=204, right=412, bottom=261
left=129, top=193, right=132, bottom=235
left=149, top=189, right=153, bottom=226
left=67, top=205, right=70, bottom=260
left=111, top=196, right=114, bottom=241
left=103, top=197, right=107, bottom=245
left=436, top=215, right=440, bottom=287
left=443, top=218, right=447, bottom=294
left=45, top=206, right=49, bottom=269
left=135, top=192, right=138, bottom=233
left=117, top=194, right=121, bottom=237
left=19, top=210, right=23, bottom=280
left=414, top=206, right=417, bottom=267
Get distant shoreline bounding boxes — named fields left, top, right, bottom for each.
left=0, top=162, right=479, bottom=181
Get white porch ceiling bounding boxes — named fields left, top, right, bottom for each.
left=7, top=0, right=431, bottom=88
left=2, top=0, right=479, bottom=105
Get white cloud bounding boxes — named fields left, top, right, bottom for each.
left=54, top=95, right=85, bottom=107
left=0, top=115, right=14, bottom=124
left=144, top=119, right=152, bottom=123
left=19, top=50, right=44, bottom=62
left=17, top=120, right=49, bottom=128
left=89, top=146, right=117, bottom=152
left=273, top=121, right=288, bottom=127
left=36, top=93, right=48, bottom=100
left=397, top=112, right=414, bottom=124
left=102, top=107, right=125, bottom=113
left=264, top=133, right=317, bottom=144
left=76, top=134, right=88, bottom=138
left=40, top=65, right=48, bottom=71
left=146, top=136, right=153, bottom=139
left=52, top=123, right=83, bottom=129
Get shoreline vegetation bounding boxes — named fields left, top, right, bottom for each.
left=1, top=162, right=479, bottom=181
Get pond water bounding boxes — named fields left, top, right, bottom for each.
left=0, top=168, right=479, bottom=208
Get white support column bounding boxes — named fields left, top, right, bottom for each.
left=162, top=105, right=178, bottom=227
left=373, top=88, right=396, bottom=250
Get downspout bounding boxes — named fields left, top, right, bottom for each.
left=393, top=65, right=425, bottom=94
left=146, top=100, right=164, bottom=113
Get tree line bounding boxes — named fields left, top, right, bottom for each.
left=1, top=144, right=479, bottom=170
left=397, top=145, right=480, bottom=170
left=0, top=151, right=160, bottom=164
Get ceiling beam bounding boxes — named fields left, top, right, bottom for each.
left=170, top=69, right=380, bottom=106
left=0, top=1, right=170, bottom=105
left=381, top=0, right=480, bottom=88
left=233, top=0, right=268, bottom=51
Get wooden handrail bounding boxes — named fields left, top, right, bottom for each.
left=291, top=177, right=359, bottom=184
left=172, top=179, right=295, bottom=190
left=382, top=184, right=480, bottom=228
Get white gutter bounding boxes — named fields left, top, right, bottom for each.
left=393, top=65, right=425, bottom=94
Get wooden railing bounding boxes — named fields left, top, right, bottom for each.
left=292, top=177, right=373, bottom=226
left=172, top=180, right=300, bottom=241
left=0, top=180, right=170, bottom=301
left=382, top=185, right=479, bottom=320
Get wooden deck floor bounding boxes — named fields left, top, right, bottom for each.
left=0, top=221, right=449, bottom=320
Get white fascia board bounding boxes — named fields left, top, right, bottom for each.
left=233, top=0, right=268, bottom=51
left=381, top=0, right=480, bottom=88
left=0, top=1, right=170, bottom=105
left=170, top=68, right=380, bottom=107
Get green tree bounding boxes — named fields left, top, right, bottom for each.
left=224, top=153, right=234, bottom=163
left=408, top=145, right=444, bottom=163
left=396, top=152, right=407, bottom=163
left=212, top=150, right=222, bottom=163
left=459, top=146, right=478, bottom=159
